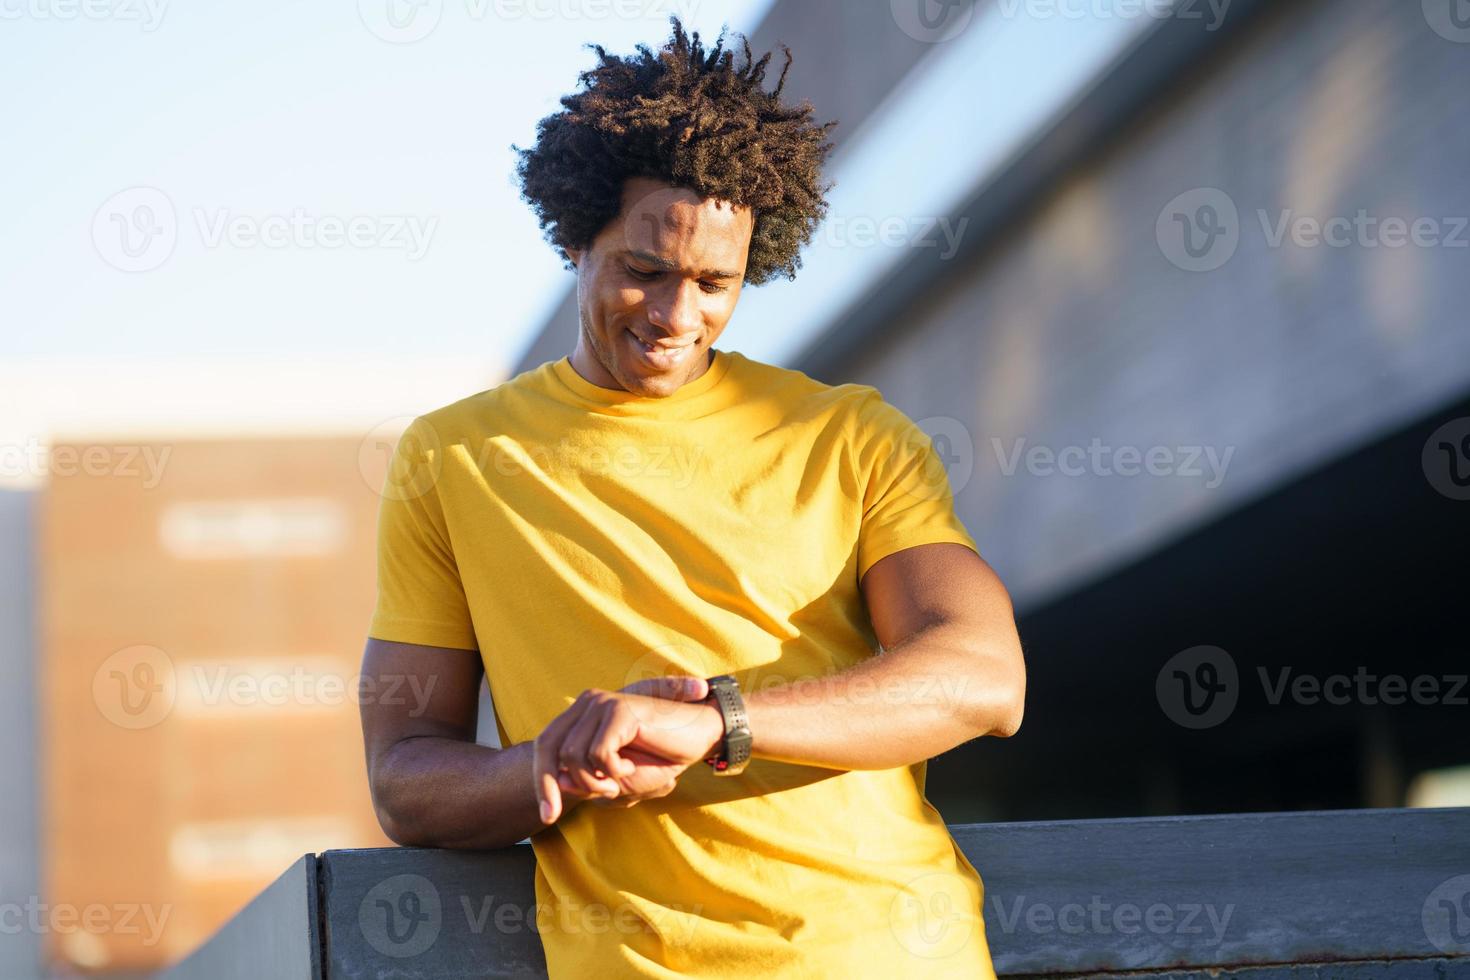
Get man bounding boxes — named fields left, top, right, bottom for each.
left=360, top=20, right=1025, bottom=978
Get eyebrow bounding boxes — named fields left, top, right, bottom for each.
left=624, top=250, right=741, bottom=281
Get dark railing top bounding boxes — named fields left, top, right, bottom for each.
left=160, top=806, right=1470, bottom=979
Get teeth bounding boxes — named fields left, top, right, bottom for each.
left=634, top=335, right=692, bottom=362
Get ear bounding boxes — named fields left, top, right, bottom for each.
left=565, top=247, right=582, bottom=268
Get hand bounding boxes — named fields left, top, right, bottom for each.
left=533, top=675, right=726, bottom=824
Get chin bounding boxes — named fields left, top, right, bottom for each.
left=620, top=369, right=680, bottom=396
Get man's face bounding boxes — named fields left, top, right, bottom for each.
left=567, top=177, right=753, bottom=397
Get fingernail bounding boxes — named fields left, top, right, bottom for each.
left=540, top=800, right=553, bottom=822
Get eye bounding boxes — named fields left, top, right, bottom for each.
left=625, top=265, right=659, bottom=281
left=699, top=281, right=730, bottom=295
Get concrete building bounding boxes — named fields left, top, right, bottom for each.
left=37, top=437, right=398, bottom=973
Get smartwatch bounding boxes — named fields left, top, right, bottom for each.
left=702, top=674, right=752, bottom=776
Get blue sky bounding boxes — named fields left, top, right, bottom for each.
left=0, top=0, right=1160, bottom=469
left=1, top=0, right=775, bottom=367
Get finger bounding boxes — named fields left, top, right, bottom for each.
left=559, top=708, right=605, bottom=778
left=593, top=776, right=675, bottom=807
left=534, top=738, right=564, bottom=825
left=620, top=675, right=708, bottom=702
left=559, top=702, right=624, bottom=796
left=620, top=745, right=678, bottom=767
left=586, top=700, right=640, bottom=780
left=558, top=770, right=613, bottom=799
left=533, top=698, right=592, bottom=824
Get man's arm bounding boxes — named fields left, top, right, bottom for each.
left=362, top=638, right=718, bottom=841
left=545, top=542, right=1026, bottom=797
left=360, top=637, right=568, bottom=850
left=740, top=542, right=1026, bottom=769
left=622, top=542, right=1026, bottom=772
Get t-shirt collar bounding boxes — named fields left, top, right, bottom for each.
left=550, top=348, right=733, bottom=415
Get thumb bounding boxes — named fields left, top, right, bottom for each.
left=620, top=674, right=709, bottom=702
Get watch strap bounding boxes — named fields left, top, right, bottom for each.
left=703, top=674, right=751, bottom=775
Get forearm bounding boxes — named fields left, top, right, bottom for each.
left=370, top=737, right=580, bottom=850
left=744, top=620, right=1025, bottom=770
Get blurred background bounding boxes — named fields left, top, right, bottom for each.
left=4, top=0, right=1469, bottom=974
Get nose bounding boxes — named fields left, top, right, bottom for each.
left=644, top=278, right=702, bottom=340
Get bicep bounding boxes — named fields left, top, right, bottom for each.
left=860, top=542, right=1016, bottom=652
left=359, top=637, right=484, bottom=767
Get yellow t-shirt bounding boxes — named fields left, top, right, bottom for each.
left=369, top=348, right=996, bottom=978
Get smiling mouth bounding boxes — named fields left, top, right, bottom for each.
left=628, top=330, right=696, bottom=367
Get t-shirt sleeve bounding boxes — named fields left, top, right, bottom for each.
left=367, top=416, right=479, bottom=651
left=853, top=390, right=980, bottom=580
